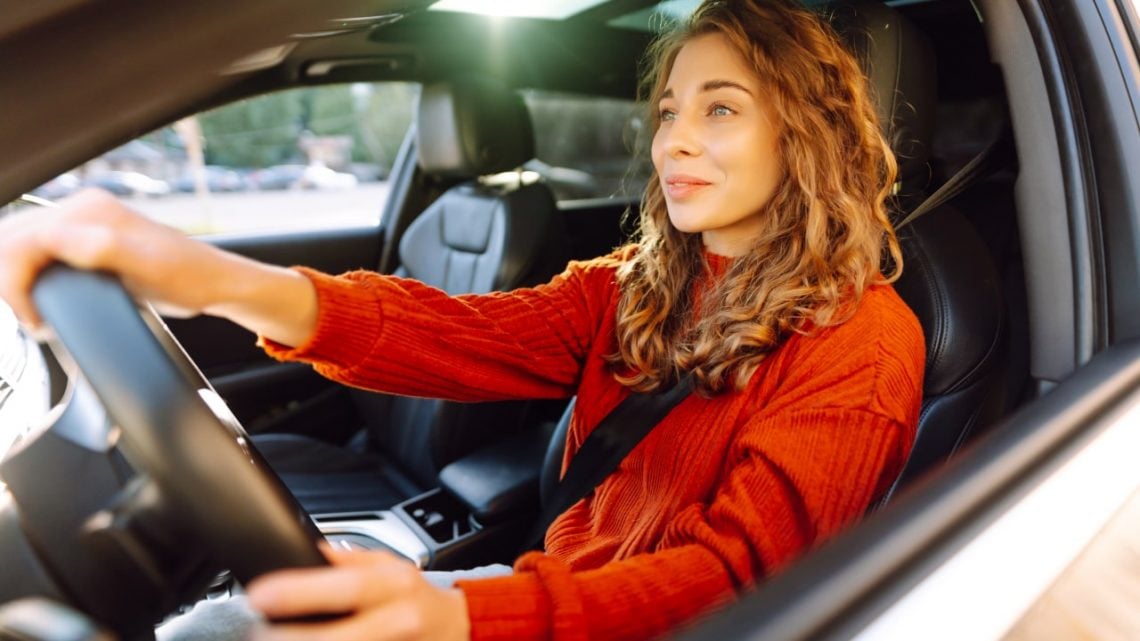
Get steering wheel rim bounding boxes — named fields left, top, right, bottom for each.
left=31, top=264, right=326, bottom=582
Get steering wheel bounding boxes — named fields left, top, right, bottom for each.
left=30, top=264, right=327, bottom=582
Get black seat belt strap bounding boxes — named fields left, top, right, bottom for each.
left=896, top=124, right=1014, bottom=229
left=523, top=373, right=695, bottom=551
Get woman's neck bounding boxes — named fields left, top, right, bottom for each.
left=701, top=225, right=760, bottom=257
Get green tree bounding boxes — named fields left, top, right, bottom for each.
left=309, top=83, right=419, bottom=168
left=363, top=83, right=418, bottom=169
left=199, top=92, right=306, bottom=167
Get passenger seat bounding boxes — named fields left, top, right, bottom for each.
left=255, top=77, right=570, bottom=515
left=538, top=2, right=1011, bottom=509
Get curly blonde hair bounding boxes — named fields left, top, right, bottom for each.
left=608, top=0, right=902, bottom=395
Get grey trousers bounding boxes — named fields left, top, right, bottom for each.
left=156, top=564, right=513, bottom=641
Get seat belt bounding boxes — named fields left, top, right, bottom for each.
left=523, top=373, right=695, bottom=551
left=896, top=124, right=1014, bottom=229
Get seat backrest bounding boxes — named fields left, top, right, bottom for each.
left=826, top=0, right=1010, bottom=497
left=353, top=77, right=569, bottom=490
left=890, top=210, right=1006, bottom=492
left=539, top=1, right=1011, bottom=505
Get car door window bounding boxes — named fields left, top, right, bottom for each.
left=28, top=84, right=648, bottom=232
left=30, top=82, right=420, bottom=236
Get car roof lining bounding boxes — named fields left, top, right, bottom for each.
left=0, top=0, right=431, bottom=201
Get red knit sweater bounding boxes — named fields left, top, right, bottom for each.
left=263, top=251, right=925, bottom=641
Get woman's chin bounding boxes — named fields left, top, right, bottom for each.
left=665, top=214, right=706, bottom=235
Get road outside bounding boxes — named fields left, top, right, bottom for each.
left=124, top=182, right=390, bottom=237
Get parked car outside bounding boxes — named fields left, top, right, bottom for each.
left=172, top=166, right=249, bottom=193
left=248, top=164, right=307, bottom=191
left=296, top=163, right=358, bottom=190
left=84, top=171, right=171, bottom=198
left=28, top=173, right=80, bottom=200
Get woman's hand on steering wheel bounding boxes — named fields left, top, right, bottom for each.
left=0, top=188, right=319, bottom=347
left=0, top=189, right=227, bottom=325
left=247, top=547, right=471, bottom=641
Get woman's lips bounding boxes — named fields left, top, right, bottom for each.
left=664, top=174, right=712, bottom=200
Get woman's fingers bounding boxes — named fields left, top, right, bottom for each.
left=247, top=552, right=420, bottom=618
left=0, top=211, right=58, bottom=327
left=0, top=188, right=230, bottom=329
left=1, top=187, right=318, bottom=345
left=0, top=189, right=139, bottom=326
left=252, top=601, right=429, bottom=641
left=247, top=550, right=470, bottom=641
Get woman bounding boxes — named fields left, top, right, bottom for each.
left=0, top=0, right=924, bottom=639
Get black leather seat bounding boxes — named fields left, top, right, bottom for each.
left=536, top=1, right=1009, bottom=506
left=826, top=0, right=1009, bottom=497
left=257, top=77, right=569, bottom=514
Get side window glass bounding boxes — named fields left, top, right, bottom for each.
left=520, top=90, right=650, bottom=203
left=28, top=82, right=420, bottom=236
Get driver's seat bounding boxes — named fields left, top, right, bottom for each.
left=533, top=1, right=1011, bottom=511
left=825, top=0, right=1010, bottom=497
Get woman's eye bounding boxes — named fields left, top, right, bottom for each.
left=659, top=108, right=676, bottom=122
left=710, top=104, right=735, bottom=117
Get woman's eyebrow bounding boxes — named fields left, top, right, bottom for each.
left=701, top=79, right=753, bottom=95
left=660, top=80, right=754, bottom=101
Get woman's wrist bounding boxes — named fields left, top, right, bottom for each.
left=203, top=253, right=319, bottom=348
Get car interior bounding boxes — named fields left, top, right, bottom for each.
left=3, top=0, right=1085, bottom=637
left=210, top=0, right=1027, bottom=559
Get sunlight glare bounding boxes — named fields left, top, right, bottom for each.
left=428, top=0, right=607, bottom=20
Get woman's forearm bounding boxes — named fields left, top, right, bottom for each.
left=202, top=250, right=319, bottom=348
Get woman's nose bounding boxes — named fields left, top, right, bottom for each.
left=661, top=114, right=701, bottom=158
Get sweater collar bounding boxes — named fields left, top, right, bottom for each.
left=702, top=248, right=734, bottom=276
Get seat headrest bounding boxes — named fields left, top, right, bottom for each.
left=416, top=77, right=536, bottom=178
left=823, top=0, right=937, bottom=185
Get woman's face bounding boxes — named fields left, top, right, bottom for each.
left=651, top=33, right=782, bottom=257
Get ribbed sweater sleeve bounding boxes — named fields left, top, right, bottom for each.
left=261, top=257, right=619, bottom=401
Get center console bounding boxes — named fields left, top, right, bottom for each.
left=312, top=425, right=552, bottom=570
left=315, top=486, right=532, bottom=570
